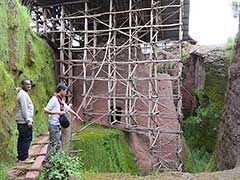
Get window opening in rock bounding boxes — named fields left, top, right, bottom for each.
left=110, top=106, right=122, bottom=124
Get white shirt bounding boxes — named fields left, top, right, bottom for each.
left=45, top=96, right=70, bottom=125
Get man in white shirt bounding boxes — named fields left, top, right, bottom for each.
left=43, top=82, right=82, bottom=165
left=16, top=79, right=34, bottom=161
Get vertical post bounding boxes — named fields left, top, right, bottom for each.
left=93, top=20, right=97, bottom=61
left=128, top=0, right=132, bottom=127
left=68, top=23, right=73, bottom=104
left=91, top=19, right=97, bottom=112
left=51, top=20, right=56, bottom=43
left=152, top=1, right=159, bottom=170
left=59, top=5, right=71, bottom=153
left=152, top=0, right=159, bottom=109
left=108, top=0, right=113, bottom=124
left=134, top=8, right=138, bottom=62
left=113, top=6, right=117, bottom=124
left=82, top=2, right=88, bottom=118
left=176, top=0, right=184, bottom=171
left=60, top=5, right=65, bottom=80
left=43, top=8, right=47, bottom=34
left=62, top=114, right=72, bottom=152
left=148, top=0, right=154, bottom=171
left=36, top=7, right=40, bottom=33
left=130, top=3, right=138, bottom=126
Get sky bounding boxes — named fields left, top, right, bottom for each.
left=189, top=0, right=238, bottom=45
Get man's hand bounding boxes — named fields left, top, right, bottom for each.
left=16, top=87, right=21, bottom=93
left=27, top=122, right=33, bottom=128
left=75, top=114, right=83, bottom=122
left=57, top=111, right=65, bottom=115
left=69, top=108, right=83, bottom=121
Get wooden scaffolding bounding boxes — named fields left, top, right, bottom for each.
left=30, top=0, right=184, bottom=172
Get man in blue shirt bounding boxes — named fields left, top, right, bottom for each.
left=43, top=82, right=82, bottom=165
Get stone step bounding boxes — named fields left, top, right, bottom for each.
left=30, top=156, right=45, bottom=171
left=32, top=135, right=48, bottom=145
left=29, top=144, right=42, bottom=156
left=7, top=169, right=25, bottom=180
left=25, top=171, right=39, bottom=180
left=30, top=152, right=47, bottom=157
left=8, top=134, right=49, bottom=180
left=16, top=175, right=26, bottom=180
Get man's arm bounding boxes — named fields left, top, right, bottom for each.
left=68, top=108, right=83, bottom=121
left=19, top=93, right=33, bottom=128
left=44, top=107, right=65, bottom=115
left=19, top=95, right=32, bottom=123
left=44, top=97, right=65, bottom=115
left=63, top=101, right=83, bottom=121
left=19, top=97, right=28, bottom=121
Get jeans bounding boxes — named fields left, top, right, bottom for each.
left=44, top=123, right=62, bottom=162
left=17, top=124, right=33, bottom=161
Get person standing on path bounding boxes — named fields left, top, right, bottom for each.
left=43, top=82, right=82, bottom=165
left=16, top=78, right=34, bottom=162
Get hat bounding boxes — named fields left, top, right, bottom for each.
left=56, top=82, right=68, bottom=92
left=59, top=114, right=70, bottom=128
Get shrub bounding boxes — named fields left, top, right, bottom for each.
left=184, top=148, right=211, bottom=173
left=225, top=37, right=235, bottom=50
left=38, top=151, right=84, bottom=180
left=183, top=89, right=221, bottom=172
left=184, top=89, right=220, bottom=152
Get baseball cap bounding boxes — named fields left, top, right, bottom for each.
left=56, top=82, right=68, bottom=92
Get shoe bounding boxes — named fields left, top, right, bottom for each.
left=24, top=158, right=34, bottom=164
left=16, top=160, right=25, bottom=166
left=18, top=158, right=34, bottom=164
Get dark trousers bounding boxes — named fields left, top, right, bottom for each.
left=17, top=124, right=33, bottom=161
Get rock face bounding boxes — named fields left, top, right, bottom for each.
left=0, top=0, right=55, bottom=166
left=217, top=40, right=240, bottom=170
left=182, top=45, right=230, bottom=114
left=182, top=45, right=231, bottom=172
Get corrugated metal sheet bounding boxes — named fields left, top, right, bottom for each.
left=24, top=0, right=190, bottom=40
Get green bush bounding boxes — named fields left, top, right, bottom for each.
left=182, top=48, right=191, bottom=60
left=184, top=89, right=220, bottom=152
left=205, top=152, right=217, bottom=172
left=184, top=148, right=210, bottom=173
left=225, top=37, right=235, bottom=50
left=183, top=89, right=221, bottom=173
left=38, top=151, right=84, bottom=180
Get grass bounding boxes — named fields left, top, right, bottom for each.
left=72, top=125, right=140, bottom=175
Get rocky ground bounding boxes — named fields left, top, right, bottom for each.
left=84, top=167, right=240, bottom=180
